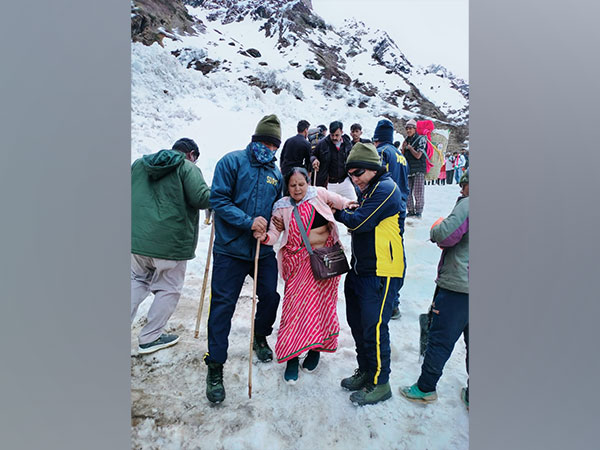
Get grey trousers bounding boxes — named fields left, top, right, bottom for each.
left=131, top=254, right=187, bottom=345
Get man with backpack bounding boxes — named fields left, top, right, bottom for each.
left=203, top=115, right=283, bottom=404
left=279, top=119, right=312, bottom=185
left=306, top=124, right=327, bottom=161
left=131, top=138, right=211, bottom=355
left=401, top=119, right=428, bottom=218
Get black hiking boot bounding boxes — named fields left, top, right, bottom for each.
left=341, top=368, right=369, bottom=391
left=253, top=334, right=273, bottom=362
left=301, top=350, right=320, bottom=372
left=391, top=307, right=401, bottom=320
left=206, top=362, right=225, bottom=404
left=350, top=382, right=392, bottom=406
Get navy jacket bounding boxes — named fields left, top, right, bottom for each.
left=376, top=142, right=409, bottom=212
left=335, top=171, right=405, bottom=278
left=210, top=145, right=283, bottom=261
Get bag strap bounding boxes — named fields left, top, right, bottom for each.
left=292, top=203, right=314, bottom=255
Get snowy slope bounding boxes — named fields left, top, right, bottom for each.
left=131, top=0, right=469, bottom=168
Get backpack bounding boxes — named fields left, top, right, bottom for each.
left=416, top=120, right=446, bottom=181
left=307, top=126, right=327, bottom=152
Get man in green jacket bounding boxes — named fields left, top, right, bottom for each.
left=131, top=138, right=211, bottom=354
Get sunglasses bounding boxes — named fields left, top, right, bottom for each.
left=348, top=168, right=366, bottom=178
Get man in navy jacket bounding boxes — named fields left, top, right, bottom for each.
left=203, top=115, right=283, bottom=404
left=334, top=142, right=406, bottom=406
left=372, top=118, right=409, bottom=319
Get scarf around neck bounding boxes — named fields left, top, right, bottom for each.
left=249, top=141, right=275, bottom=165
left=272, top=186, right=318, bottom=212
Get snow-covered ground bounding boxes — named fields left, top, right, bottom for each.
left=131, top=183, right=469, bottom=450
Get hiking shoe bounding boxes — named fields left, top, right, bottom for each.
left=407, top=212, right=416, bottom=217
left=138, top=334, right=180, bottom=354
left=284, top=357, right=299, bottom=384
left=415, top=214, right=422, bottom=219
left=341, top=368, right=369, bottom=391
left=301, top=350, right=320, bottom=372
left=253, top=334, right=273, bottom=362
left=350, top=382, right=392, bottom=406
left=391, top=307, right=401, bottom=320
left=399, top=383, right=438, bottom=404
left=206, top=362, right=225, bottom=404
left=461, top=386, right=469, bottom=410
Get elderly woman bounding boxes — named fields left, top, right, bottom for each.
left=258, top=167, right=357, bottom=383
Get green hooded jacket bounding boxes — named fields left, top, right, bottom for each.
left=131, top=149, right=210, bottom=260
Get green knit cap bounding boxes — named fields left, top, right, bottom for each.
left=459, top=169, right=469, bottom=185
left=346, top=142, right=382, bottom=171
left=252, top=114, right=282, bottom=148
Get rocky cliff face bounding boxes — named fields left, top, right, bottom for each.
left=131, top=0, right=204, bottom=46
left=131, top=0, right=469, bottom=150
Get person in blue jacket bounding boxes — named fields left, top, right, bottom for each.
left=372, top=118, right=409, bottom=320
left=203, top=114, right=283, bottom=404
left=333, top=142, right=406, bottom=406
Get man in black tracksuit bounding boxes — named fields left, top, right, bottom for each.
left=279, top=120, right=311, bottom=188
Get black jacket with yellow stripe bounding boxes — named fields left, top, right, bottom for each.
left=335, top=171, right=405, bottom=278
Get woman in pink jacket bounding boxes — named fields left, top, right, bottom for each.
left=259, top=167, right=357, bottom=383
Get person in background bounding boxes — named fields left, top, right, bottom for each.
left=438, top=157, right=447, bottom=185
left=311, top=120, right=356, bottom=201
left=131, top=138, right=210, bottom=354
left=453, top=151, right=466, bottom=184
left=445, top=152, right=454, bottom=185
left=203, top=115, right=283, bottom=404
left=401, top=119, right=428, bottom=218
left=258, top=167, right=357, bottom=383
left=280, top=119, right=312, bottom=194
left=350, top=123, right=371, bottom=145
left=400, top=170, right=469, bottom=409
left=334, top=142, right=406, bottom=406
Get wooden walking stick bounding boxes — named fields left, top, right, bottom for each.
left=248, top=238, right=261, bottom=399
left=194, top=210, right=215, bottom=338
left=312, top=167, right=318, bottom=186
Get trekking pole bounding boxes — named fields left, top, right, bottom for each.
left=194, top=210, right=215, bottom=339
left=248, top=238, right=261, bottom=399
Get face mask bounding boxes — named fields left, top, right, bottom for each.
left=250, top=142, right=275, bottom=164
